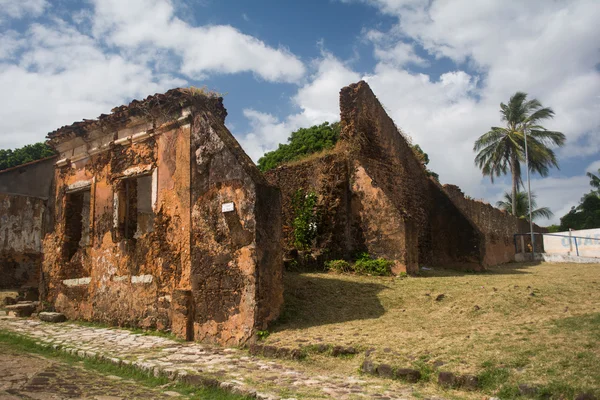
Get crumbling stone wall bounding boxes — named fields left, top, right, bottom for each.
left=42, top=89, right=282, bottom=346
left=266, top=81, right=516, bottom=273
left=264, top=152, right=353, bottom=267
left=0, top=194, right=45, bottom=289
left=443, top=184, right=545, bottom=265
left=188, top=104, right=283, bottom=345
left=0, top=157, right=55, bottom=291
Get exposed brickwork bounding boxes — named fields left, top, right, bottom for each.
left=264, top=152, right=353, bottom=266
left=443, top=184, right=546, bottom=265
left=41, top=89, right=283, bottom=346
left=266, top=81, right=536, bottom=273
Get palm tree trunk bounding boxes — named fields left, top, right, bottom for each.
left=510, top=153, right=518, bottom=216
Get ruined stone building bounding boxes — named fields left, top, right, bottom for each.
left=0, top=156, right=56, bottom=289
left=0, top=82, right=543, bottom=343
left=1, top=89, right=283, bottom=345
left=265, top=81, right=544, bottom=274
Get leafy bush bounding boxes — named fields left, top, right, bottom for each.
left=327, top=253, right=394, bottom=276
left=257, top=330, right=270, bottom=341
left=353, top=253, right=394, bottom=276
left=325, top=259, right=351, bottom=273
left=292, top=190, right=319, bottom=249
left=257, top=122, right=341, bottom=172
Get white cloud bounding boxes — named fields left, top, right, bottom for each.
left=0, top=0, right=308, bottom=149
left=0, top=19, right=184, bottom=149
left=365, top=29, right=428, bottom=67
left=240, top=0, right=599, bottom=217
left=361, top=0, right=600, bottom=158
left=0, top=30, right=24, bottom=59
left=238, top=53, right=360, bottom=161
left=586, top=160, right=600, bottom=174
left=0, top=0, right=47, bottom=21
left=526, top=176, right=591, bottom=226
left=90, top=0, right=305, bottom=83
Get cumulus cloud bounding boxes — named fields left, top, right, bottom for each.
left=238, top=53, right=360, bottom=161
left=586, top=160, right=600, bottom=174
left=361, top=0, right=600, bottom=157
left=90, top=0, right=305, bottom=83
left=0, top=17, right=184, bottom=148
left=240, top=0, right=599, bottom=220
left=0, top=0, right=48, bottom=21
left=365, top=29, right=427, bottom=67
left=0, top=0, right=307, bottom=149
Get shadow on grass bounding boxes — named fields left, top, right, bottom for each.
left=272, top=272, right=387, bottom=331
left=417, top=261, right=544, bottom=278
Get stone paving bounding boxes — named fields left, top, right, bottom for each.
left=0, top=343, right=179, bottom=399
left=0, top=318, right=432, bottom=400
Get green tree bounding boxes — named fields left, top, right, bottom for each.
left=411, top=144, right=439, bottom=181
left=496, top=190, right=553, bottom=221
left=587, top=168, right=600, bottom=195
left=474, top=92, right=566, bottom=216
left=0, top=142, right=56, bottom=171
left=257, top=122, right=341, bottom=172
left=559, top=193, right=600, bottom=231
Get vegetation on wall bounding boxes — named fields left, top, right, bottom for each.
left=0, top=142, right=56, bottom=171
left=291, top=190, right=319, bottom=249
left=257, top=122, right=341, bottom=172
left=257, top=120, right=439, bottom=180
left=411, top=144, right=439, bottom=181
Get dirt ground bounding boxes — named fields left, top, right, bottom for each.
left=0, top=343, right=178, bottom=400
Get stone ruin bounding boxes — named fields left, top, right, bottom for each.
left=265, top=81, right=545, bottom=273
left=2, top=89, right=283, bottom=345
left=0, top=81, right=543, bottom=343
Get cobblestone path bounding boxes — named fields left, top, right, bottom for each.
left=0, top=319, right=429, bottom=400
left=0, top=343, right=180, bottom=399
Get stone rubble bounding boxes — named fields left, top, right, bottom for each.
left=38, top=312, right=67, bottom=323
left=0, top=318, right=430, bottom=400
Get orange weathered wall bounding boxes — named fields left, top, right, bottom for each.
left=43, top=91, right=282, bottom=346
left=189, top=108, right=283, bottom=345
left=44, top=124, right=191, bottom=330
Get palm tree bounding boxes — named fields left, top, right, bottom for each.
left=496, top=190, right=553, bottom=221
left=474, top=92, right=566, bottom=216
left=587, top=168, right=600, bottom=194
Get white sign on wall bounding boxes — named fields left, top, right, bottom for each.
left=543, top=228, right=600, bottom=257
left=221, top=202, right=235, bottom=213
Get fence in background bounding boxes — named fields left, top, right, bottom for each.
left=514, top=228, right=600, bottom=258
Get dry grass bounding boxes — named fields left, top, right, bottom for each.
left=264, top=262, right=600, bottom=398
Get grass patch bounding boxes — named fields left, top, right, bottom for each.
left=550, top=313, right=600, bottom=339
left=0, top=330, right=248, bottom=400
left=266, top=262, right=600, bottom=398
left=478, top=362, right=510, bottom=391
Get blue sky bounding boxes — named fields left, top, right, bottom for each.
left=1, top=0, right=599, bottom=225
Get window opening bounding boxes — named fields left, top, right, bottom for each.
left=64, top=189, right=91, bottom=260
left=117, top=174, right=154, bottom=240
